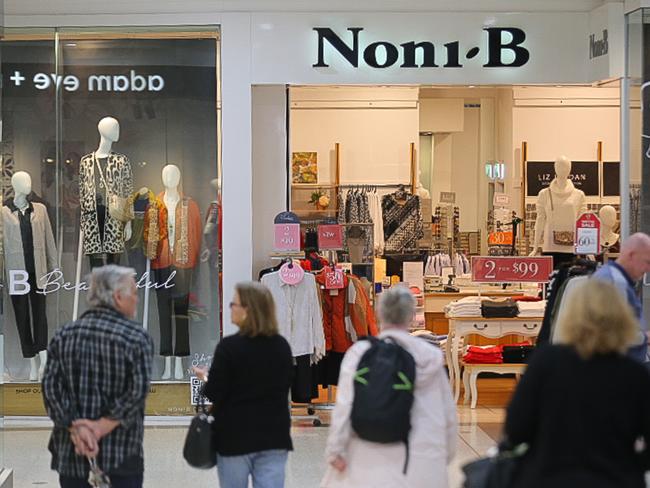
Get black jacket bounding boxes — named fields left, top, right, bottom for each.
left=505, top=345, right=650, bottom=488
left=203, top=332, right=294, bottom=456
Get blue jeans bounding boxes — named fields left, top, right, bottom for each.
left=217, top=449, right=288, bottom=488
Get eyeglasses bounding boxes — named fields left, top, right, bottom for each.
left=229, top=302, right=243, bottom=309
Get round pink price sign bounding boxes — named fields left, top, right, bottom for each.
left=279, top=262, right=304, bottom=285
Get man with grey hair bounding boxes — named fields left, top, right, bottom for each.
left=42, top=265, right=153, bottom=488
left=323, top=286, right=457, bottom=488
left=593, top=232, right=650, bottom=362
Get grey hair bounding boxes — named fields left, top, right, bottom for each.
left=378, top=286, right=416, bottom=328
left=87, top=265, right=136, bottom=309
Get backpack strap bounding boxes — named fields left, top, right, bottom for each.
left=403, top=440, right=410, bottom=475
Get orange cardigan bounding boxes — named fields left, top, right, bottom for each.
left=151, top=193, right=202, bottom=270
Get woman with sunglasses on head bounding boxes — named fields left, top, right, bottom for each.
left=193, top=281, right=293, bottom=488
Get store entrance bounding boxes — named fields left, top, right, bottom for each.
left=252, top=82, right=623, bottom=412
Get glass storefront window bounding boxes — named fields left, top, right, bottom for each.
left=1, top=27, right=222, bottom=387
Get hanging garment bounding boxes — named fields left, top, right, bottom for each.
left=382, top=193, right=424, bottom=253
left=367, top=192, right=384, bottom=255
left=534, top=180, right=587, bottom=253
left=151, top=193, right=202, bottom=270
left=126, top=190, right=168, bottom=260
left=317, top=272, right=353, bottom=353
left=79, top=152, right=134, bottom=255
left=347, top=275, right=379, bottom=338
left=261, top=271, right=326, bottom=362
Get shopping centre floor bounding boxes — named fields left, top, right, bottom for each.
left=3, top=379, right=512, bottom=488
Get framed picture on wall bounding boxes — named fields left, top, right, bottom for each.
left=291, top=151, right=318, bottom=184
left=526, top=160, right=599, bottom=197
left=602, top=161, right=620, bottom=197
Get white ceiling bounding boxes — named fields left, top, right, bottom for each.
left=5, top=0, right=619, bottom=15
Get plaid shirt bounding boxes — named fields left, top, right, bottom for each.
left=42, top=306, right=153, bottom=478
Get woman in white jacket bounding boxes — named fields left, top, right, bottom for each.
left=321, top=286, right=457, bottom=488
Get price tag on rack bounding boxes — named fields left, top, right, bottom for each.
left=575, top=212, right=601, bottom=255
left=317, top=224, right=343, bottom=250
left=324, top=266, right=345, bottom=289
left=471, top=256, right=553, bottom=283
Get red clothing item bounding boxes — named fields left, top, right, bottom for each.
left=316, top=273, right=352, bottom=353
left=463, top=345, right=503, bottom=364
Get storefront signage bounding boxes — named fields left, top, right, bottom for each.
left=318, top=224, right=344, bottom=250
left=471, top=256, right=553, bottom=283
left=589, top=29, right=608, bottom=59
left=526, top=161, right=599, bottom=197
left=602, top=161, right=620, bottom=196
left=493, top=193, right=510, bottom=206
left=440, top=192, right=456, bottom=204
left=575, top=213, right=601, bottom=255
left=313, top=27, right=529, bottom=69
left=8, top=69, right=165, bottom=93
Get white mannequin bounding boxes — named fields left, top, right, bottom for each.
left=11, top=171, right=48, bottom=380
left=529, top=156, right=587, bottom=256
left=95, top=117, right=131, bottom=240
left=599, top=205, right=619, bottom=250
left=160, top=164, right=184, bottom=381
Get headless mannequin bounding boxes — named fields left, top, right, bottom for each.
left=599, top=205, right=619, bottom=251
left=161, top=165, right=184, bottom=381
left=530, top=156, right=587, bottom=266
left=11, top=172, right=48, bottom=380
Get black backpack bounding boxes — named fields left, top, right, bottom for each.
left=351, top=336, right=416, bottom=473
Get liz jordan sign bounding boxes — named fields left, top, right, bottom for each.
left=313, top=27, right=530, bottom=69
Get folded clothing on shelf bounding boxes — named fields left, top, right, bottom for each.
left=502, top=342, right=535, bottom=363
left=512, top=295, right=543, bottom=302
left=463, top=345, right=503, bottom=364
left=481, top=298, right=518, bottom=318
left=411, top=329, right=447, bottom=348
left=517, top=300, right=547, bottom=317
left=445, top=296, right=482, bottom=317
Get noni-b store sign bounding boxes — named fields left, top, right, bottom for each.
left=250, top=13, right=589, bottom=84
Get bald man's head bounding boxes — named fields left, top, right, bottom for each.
left=618, top=232, right=650, bottom=281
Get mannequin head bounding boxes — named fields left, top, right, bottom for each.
left=599, top=205, right=617, bottom=229
left=162, top=164, right=181, bottom=189
left=98, top=117, right=120, bottom=143
left=11, top=171, right=32, bottom=196
left=554, top=155, right=571, bottom=180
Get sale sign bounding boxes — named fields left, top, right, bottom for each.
left=279, top=261, right=304, bottom=285
left=488, top=231, right=514, bottom=246
left=318, top=224, right=343, bottom=250
left=324, top=266, right=345, bottom=289
left=575, top=213, right=601, bottom=255
left=274, top=223, right=301, bottom=252
left=471, top=256, right=553, bottom=283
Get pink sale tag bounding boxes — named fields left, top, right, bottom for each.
left=274, top=224, right=301, bottom=252
left=279, top=262, right=304, bottom=285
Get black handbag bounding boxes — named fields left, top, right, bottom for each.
left=462, top=443, right=527, bottom=488
left=183, top=404, right=217, bottom=469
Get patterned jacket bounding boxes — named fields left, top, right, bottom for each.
left=79, top=152, right=134, bottom=255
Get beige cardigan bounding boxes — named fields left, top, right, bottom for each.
left=2, top=201, right=57, bottom=290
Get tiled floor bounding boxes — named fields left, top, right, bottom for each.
left=2, top=404, right=502, bottom=488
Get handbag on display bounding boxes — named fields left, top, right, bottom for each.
left=183, top=400, right=217, bottom=469
left=548, top=191, right=574, bottom=246
left=93, top=153, right=132, bottom=223
left=462, top=442, right=528, bottom=488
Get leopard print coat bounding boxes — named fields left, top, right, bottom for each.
left=79, top=152, right=134, bottom=255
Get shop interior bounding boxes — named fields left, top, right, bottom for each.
left=253, top=81, right=632, bottom=413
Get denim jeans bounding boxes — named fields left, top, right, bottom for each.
left=217, top=449, right=288, bottom=488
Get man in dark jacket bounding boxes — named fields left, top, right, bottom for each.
left=42, top=265, right=153, bottom=487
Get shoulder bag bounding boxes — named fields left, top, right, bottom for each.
left=94, top=153, right=131, bottom=223
left=461, top=442, right=528, bottom=488
left=548, top=191, right=574, bottom=246
left=183, top=398, right=217, bottom=469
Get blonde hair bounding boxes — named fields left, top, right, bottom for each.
left=235, top=282, right=279, bottom=337
left=556, top=279, right=639, bottom=359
